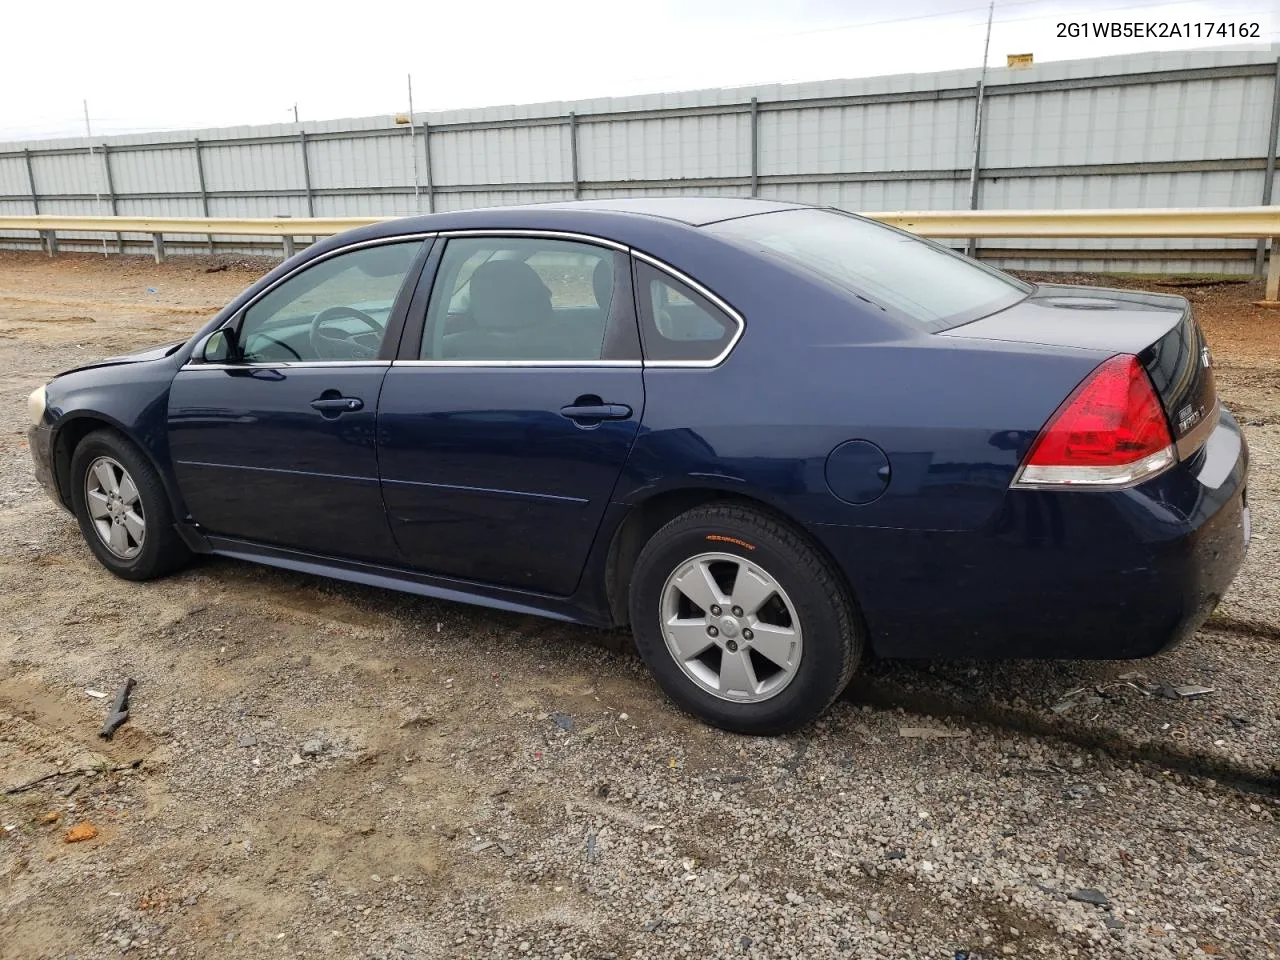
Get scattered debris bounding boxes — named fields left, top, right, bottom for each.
left=1158, top=684, right=1214, bottom=700
left=3, top=759, right=142, bottom=796
left=586, top=830, right=598, bottom=863
left=299, top=739, right=325, bottom=757
left=238, top=734, right=258, bottom=748
left=780, top=741, right=809, bottom=777
left=99, top=677, right=136, bottom=740
left=1051, top=687, right=1089, bottom=714
left=1104, top=916, right=1126, bottom=930
left=550, top=712, right=574, bottom=732
left=640, top=918, right=663, bottom=933
left=885, top=849, right=907, bottom=860
left=38, top=811, right=60, bottom=825
left=470, top=840, right=495, bottom=854
left=84, top=689, right=107, bottom=699
left=898, top=727, right=968, bottom=739
left=1068, top=888, right=1111, bottom=908
left=204, top=263, right=229, bottom=273
left=1227, top=843, right=1260, bottom=857
left=64, top=822, right=99, bottom=843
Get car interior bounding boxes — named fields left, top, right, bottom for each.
left=425, top=243, right=614, bottom=361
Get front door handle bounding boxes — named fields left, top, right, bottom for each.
left=310, top=396, right=364, bottom=413
left=559, top=402, right=632, bottom=422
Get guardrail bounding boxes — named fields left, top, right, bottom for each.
left=1, top=208, right=1278, bottom=302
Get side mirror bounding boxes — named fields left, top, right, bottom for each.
left=199, top=328, right=235, bottom=363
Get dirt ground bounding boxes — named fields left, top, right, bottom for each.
left=0, top=251, right=1278, bottom=960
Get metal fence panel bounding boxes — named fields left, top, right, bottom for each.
left=0, top=157, right=30, bottom=198
left=579, top=113, right=749, bottom=181
left=432, top=123, right=572, bottom=186
left=110, top=144, right=201, bottom=194
left=760, top=99, right=973, bottom=175
left=200, top=140, right=303, bottom=192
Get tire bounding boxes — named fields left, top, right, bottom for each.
left=628, top=504, right=862, bottom=734
left=69, top=428, right=190, bottom=581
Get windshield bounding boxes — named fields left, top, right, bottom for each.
left=706, top=208, right=1030, bottom=329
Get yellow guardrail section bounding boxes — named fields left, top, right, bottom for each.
left=0, top=215, right=392, bottom=236
left=1, top=208, right=1277, bottom=299
left=871, top=207, right=1280, bottom=239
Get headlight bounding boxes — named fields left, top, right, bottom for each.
left=27, top=385, right=47, bottom=426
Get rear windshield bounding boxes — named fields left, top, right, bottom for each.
left=706, top=208, right=1029, bottom=329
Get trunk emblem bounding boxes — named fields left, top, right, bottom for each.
left=1178, top=403, right=1203, bottom=433
left=1201, top=346, right=1212, bottom=368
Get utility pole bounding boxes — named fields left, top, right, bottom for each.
left=84, top=100, right=108, bottom=257
left=965, top=0, right=995, bottom=258
left=291, top=103, right=299, bottom=124
left=408, top=74, right=422, bottom=209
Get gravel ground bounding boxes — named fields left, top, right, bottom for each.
left=0, top=253, right=1277, bottom=960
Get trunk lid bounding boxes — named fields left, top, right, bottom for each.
left=942, top=283, right=1218, bottom=458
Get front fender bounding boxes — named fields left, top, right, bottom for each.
left=44, top=356, right=186, bottom=519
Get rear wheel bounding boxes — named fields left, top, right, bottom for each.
left=69, top=429, right=190, bottom=581
left=628, top=504, right=862, bottom=734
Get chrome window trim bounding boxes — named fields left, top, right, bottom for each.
left=436, top=228, right=629, bottom=253
left=182, top=232, right=436, bottom=370
left=631, top=249, right=746, bottom=369
left=182, top=360, right=392, bottom=372
left=392, top=359, right=643, bottom=368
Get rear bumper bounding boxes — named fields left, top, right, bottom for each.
left=816, top=408, right=1250, bottom=659
left=28, top=423, right=68, bottom=512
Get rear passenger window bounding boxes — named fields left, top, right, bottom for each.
left=422, top=237, right=630, bottom=362
left=635, top=262, right=740, bottom=364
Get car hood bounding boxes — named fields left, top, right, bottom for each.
left=54, top=339, right=189, bottom=378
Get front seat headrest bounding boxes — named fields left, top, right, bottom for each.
left=592, top=258, right=614, bottom=312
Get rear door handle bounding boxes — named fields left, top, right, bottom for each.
left=310, top=396, right=363, bottom=412
left=559, top=402, right=632, bottom=422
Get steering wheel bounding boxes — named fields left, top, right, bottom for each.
left=309, top=306, right=383, bottom=360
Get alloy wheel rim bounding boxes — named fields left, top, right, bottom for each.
left=85, top=456, right=145, bottom=560
left=659, top=551, right=803, bottom=703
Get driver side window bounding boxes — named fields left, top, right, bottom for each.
left=237, top=240, right=424, bottom=363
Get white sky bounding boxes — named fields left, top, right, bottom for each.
left=1, top=0, right=1276, bottom=141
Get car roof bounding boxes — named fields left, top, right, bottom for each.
left=524, top=197, right=805, bottom=226
left=328, top=197, right=813, bottom=262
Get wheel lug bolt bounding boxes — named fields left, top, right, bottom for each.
left=726, top=639, right=738, bottom=652
left=710, top=605, right=722, bottom=617
left=731, top=606, right=743, bottom=617
left=707, top=625, right=719, bottom=637
left=742, top=628, right=754, bottom=641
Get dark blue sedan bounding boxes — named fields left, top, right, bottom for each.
left=26, top=198, right=1249, bottom=732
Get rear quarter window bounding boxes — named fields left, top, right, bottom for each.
left=635, top=262, right=741, bottom=364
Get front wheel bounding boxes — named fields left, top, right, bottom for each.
left=628, top=504, right=863, bottom=734
left=69, top=429, right=190, bottom=581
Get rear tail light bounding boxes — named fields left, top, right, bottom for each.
left=1013, top=354, right=1175, bottom=488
